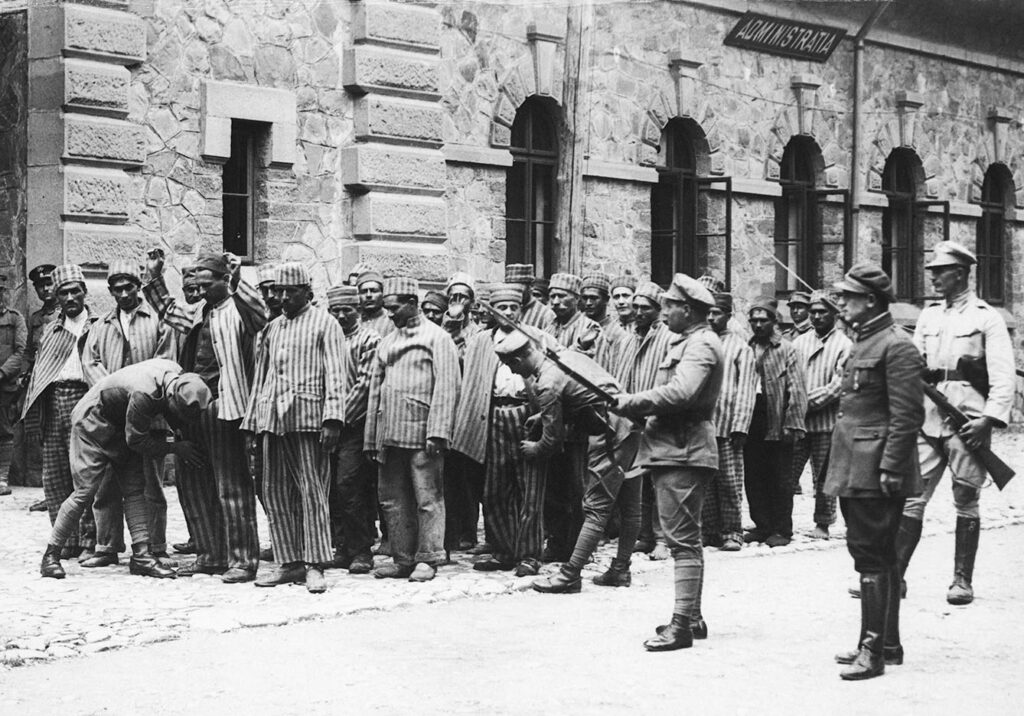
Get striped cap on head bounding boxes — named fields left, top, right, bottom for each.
left=274, top=262, right=311, bottom=287
left=531, top=277, right=550, bottom=291
left=489, top=282, right=524, bottom=304
left=445, top=271, right=475, bottom=296
left=633, top=281, right=663, bottom=307
left=504, top=263, right=534, bottom=284
left=106, top=259, right=140, bottom=284
left=809, top=290, right=835, bottom=310
left=611, top=274, right=637, bottom=292
left=697, top=272, right=726, bottom=294
left=193, top=253, right=229, bottom=275
left=382, top=276, right=418, bottom=297
left=327, top=284, right=359, bottom=308
left=356, top=270, right=384, bottom=288
left=714, top=292, right=734, bottom=312
left=549, top=273, right=582, bottom=296
left=581, top=273, right=611, bottom=294
left=257, top=263, right=277, bottom=286
left=51, top=264, right=86, bottom=290
left=475, top=283, right=492, bottom=303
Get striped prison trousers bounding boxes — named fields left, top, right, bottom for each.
left=483, top=404, right=546, bottom=563
left=701, top=437, right=745, bottom=543
left=261, top=432, right=333, bottom=566
left=177, top=399, right=259, bottom=570
left=41, top=383, right=94, bottom=550
left=791, top=431, right=837, bottom=527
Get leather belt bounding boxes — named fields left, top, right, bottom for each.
left=923, top=369, right=966, bottom=384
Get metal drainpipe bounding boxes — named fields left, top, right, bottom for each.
left=850, top=1, right=891, bottom=260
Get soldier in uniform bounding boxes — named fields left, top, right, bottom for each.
left=826, top=263, right=924, bottom=680
left=0, top=275, right=27, bottom=496
left=790, top=291, right=852, bottom=538
left=903, top=241, right=1015, bottom=606
left=614, top=274, right=723, bottom=652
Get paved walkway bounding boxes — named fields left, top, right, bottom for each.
left=2, top=431, right=1023, bottom=669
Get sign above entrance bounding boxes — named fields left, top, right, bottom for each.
left=724, top=12, right=844, bottom=63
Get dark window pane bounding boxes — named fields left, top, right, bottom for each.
left=223, top=195, right=248, bottom=257
left=506, top=98, right=559, bottom=270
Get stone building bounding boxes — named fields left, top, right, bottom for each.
left=1, top=0, right=1022, bottom=345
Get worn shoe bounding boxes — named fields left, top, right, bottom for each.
left=532, top=567, right=582, bottom=594
left=129, top=553, right=177, bottom=579
left=656, top=618, right=708, bottom=639
left=811, top=524, right=830, bottom=540
left=743, top=530, right=768, bottom=544
left=40, top=544, right=66, bottom=579
left=835, top=645, right=903, bottom=666
left=514, top=559, right=540, bottom=577
left=720, top=536, right=742, bottom=552
left=765, top=534, right=791, bottom=548
left=839, top=640, right=885, bottom=680
left=473, top=557, right=514, bottom=572
left=947, top=575, right=974, bottom=605
left=220, top=567, right=256, bottom=584
left=409, top=562, right=436, bottom=582
left=81, top=551, right=119, bottom=568
left=172, top=539, right=197, bottom=555
left=255, top=562, right=306, bottom=587
left=29, top=498, right=48, bottom=512
left=152, top=552, right=179, bottom=568
left=644, top=615, right=693, bottom=651
left=177, top=560, right=228, bottom=577
left=348, top=554, right=374, bottom=575
left=649, top=542, right=671, bottom=561
left=592, top=558, right=631, bottom=587
left=0, top=482, right=10, bottom=496
left=373, top=562, right=414, bottom=579
left=306, top=565, right=327, bottom=594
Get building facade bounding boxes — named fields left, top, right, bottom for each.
left=0, top=0, right=1022, bottom=343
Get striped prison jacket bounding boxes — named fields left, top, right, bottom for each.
left=711, top=330, right=758, bottom=438
left=791, top=326, right=851, bottom=434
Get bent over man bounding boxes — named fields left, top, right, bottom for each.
left=827, top=264, right=924, bottom=681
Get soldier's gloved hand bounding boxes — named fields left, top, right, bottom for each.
left=320, top=419, right=342, bottom=453
left=958, top=416, right=994, bottom=451
left=425, top=437, right=446, bottom=457
left=879, top=470, right=900, bottom=497
left=175, top=440, right=206, bottom=469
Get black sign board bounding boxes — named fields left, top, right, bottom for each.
left=724, top=12, right=844, bottom=63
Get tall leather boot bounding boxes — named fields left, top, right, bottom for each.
left=532, top=563, right=582, bottom=594
left=840, top=572, right=888, bottom=680
left=947, top=516, right=979, bottom=605
left=644, top=614, right=693, bottom=652
left=894, top=516, right=923, bottom=598
left=129, top=543, right=176, bottom=579
left=592, top=557, right=631, bottom=587
left=40, top=544, right=66, bottom=579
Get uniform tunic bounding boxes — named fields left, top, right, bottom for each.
left=0, top=307, right=27, bottom=441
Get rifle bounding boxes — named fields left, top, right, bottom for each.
left=478, top=300, right=620, bottom=406
left=763, top=248, right=1016, bottom=490
left=921, top=383, right=1015, bottom=490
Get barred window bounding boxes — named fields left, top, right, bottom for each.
left=774, top=136, right=822, bottom=297
left=506, top=98, right=559, bottom=276
left=651, top=119, right=699, bottom=286
left=977, top=164, right=1012, bottom=305
left=881, top=149, right=922, bottom=302
left=222, top=121, right=261, bottom=263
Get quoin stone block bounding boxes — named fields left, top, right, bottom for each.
left=343, top=47, right=440, bottom=99
left=64, top=4, right=146, bottom=64
left=352, top=194, right=448, bottom=241
left=63, top=166, right=131, bottom=221
left=341, top=144, right=446, bottom=195
left=64, top=115, right=146, bottom=166
left=63, top=58, right=130, bottom=115
left=353, top=96, right=443, bottom=146
left=353, top=2, right=441, bottom=52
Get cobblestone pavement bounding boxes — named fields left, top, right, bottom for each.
left=2, top=431, right=1023, bottom=670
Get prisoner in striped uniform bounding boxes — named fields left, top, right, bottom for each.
left=80, top=260, right=178, bottom=567
left=614, top=282, right=675, bottom=557
left=244, top=263, right=346, bottom=594
left=610, top=274, right=637, bottom=330
left=355, top=269, right=396, bottom=339
left=703, top=293, right=758, bottom=551
left=541, top=272, right=601, bottom=561
left=505, top=264, right=555, bottom=331
left=581, top=273, right=629, bottom=374
left=21, top=264, right=97, bottom=559
left=790, top=291, right=851, bottom=539
left=450, top=283, right=558, bottom=576
left=744, top=297, right=808, bottom=547
left=144, top=251, right=266, bottom=582
left=365, top=277, right=460, bottom=583
left=39, top=360, right=210, bottom=581
left=325, top=284, right=381, bottom=574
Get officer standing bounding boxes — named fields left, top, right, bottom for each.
left=826, top=263, right=924, bottom=680
left=902, top=241, right=1015, bottom=606
left=615, top=274, right=724, bottom=652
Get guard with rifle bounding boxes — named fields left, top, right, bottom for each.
left=903, top=241, right=1016, bottom=606
left=491, top=319, right=641, bottom=595
left=826, top=263, right=924, bottom=681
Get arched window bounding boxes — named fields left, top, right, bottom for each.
left=977, top=164, right=1012, bottom=305
left=881, top=149, right=922, bottom=302
left=774, top=137, right=822, bottom=296
left=651, top=119, right=699, bottom=285
left=506, top=97, right=558, bottom=275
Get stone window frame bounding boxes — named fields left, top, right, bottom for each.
left=881, top=148, right=928, bottom=303
left=773, top=136, right=827, bottom=298
left=505, top=96, right=560, bottom=276
left=650, top=117, right=712, bottom=285
left=976, top=163, right=1015, bottom=306
left=221, top=121, right=263, bottom=264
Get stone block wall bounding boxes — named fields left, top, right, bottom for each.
left=0, top=11, right=27, bottom=313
